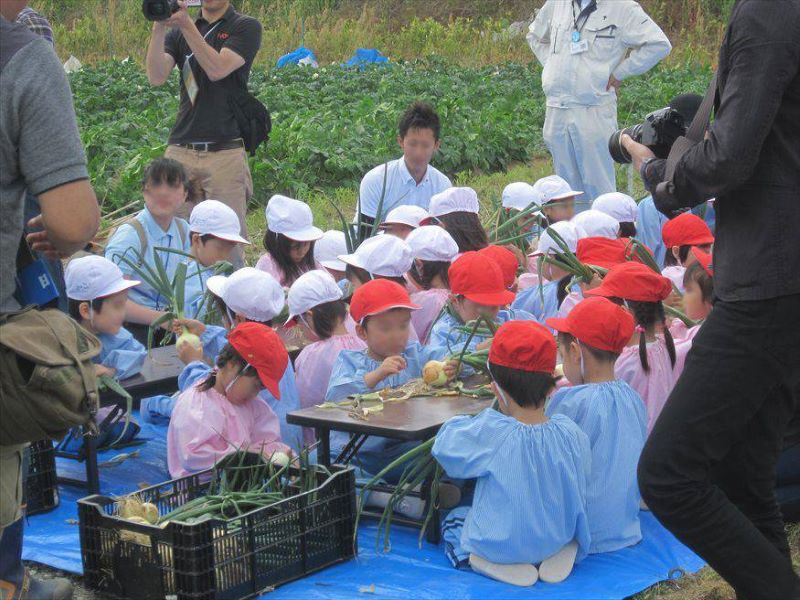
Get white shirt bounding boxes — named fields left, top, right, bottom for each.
left=358, top=157, right=452, bottom=219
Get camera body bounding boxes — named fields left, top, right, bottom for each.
left=608, top=106, right=687, bottom=164
left=142, top=0, right=179, bottom=22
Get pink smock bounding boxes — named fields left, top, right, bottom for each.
left=255, top=252, right=322, bottom=287
left=410, top=288, right=450, bottom=343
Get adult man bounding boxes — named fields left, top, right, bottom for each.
left=1, top=3, right=99, bottom=598
left=527, top=0, right=671, bottom=207
left=357, top=102, right=451, bottom=227
left=146, top=0, right=262, bottom=266
left=624, top=1, right=800, bottom=598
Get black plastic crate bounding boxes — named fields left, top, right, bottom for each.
left=24, top=440, right=59, bottom=515
left=78, top=464, right=357, bottom=600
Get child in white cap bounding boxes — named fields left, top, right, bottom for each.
left=428, top=187, right=489, bottom=253
left=533, top=175, right=581, bottom=226
left=405, top=225, right=459, bottom=342
left=287, top=271, right=366, bottom=447
left=339, top=234, right=414, bottom=291
left=256, top=194, right=323, bottom=286
left=380, top=205, right=430, bottom=240
left=65, top=255, right=146, bottom=381
left=592, top=192, right=638, bottom=238
left=571, top=209, right=620, bottom=240
left=314, top=230, right=349, bottom=288
left=501, top=182, right=542, bottom=235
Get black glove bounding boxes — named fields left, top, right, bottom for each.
left=653, top=182, right=692, bottom=219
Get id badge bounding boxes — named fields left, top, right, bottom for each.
left=182, top=59, right=199, bottom=106
left=570, top=39, right=589, bottom=55
left=17, top=259, right=59, bottom=307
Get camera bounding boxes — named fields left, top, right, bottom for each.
left=608, top=94, right=703, bottom=164
left=142, top=0, right=179, bottom=21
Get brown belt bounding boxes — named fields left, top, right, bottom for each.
left=175, top=139, right=244, bottom=152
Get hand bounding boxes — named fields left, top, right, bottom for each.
left=663, top=290, right=685, bottom=312
left=163, top=1, right=192, bottom=30
left=606, top=75, right=622, bottom=93
left=173, top=318, right=206, bottom=337
left=94, top=364, right=117, bottom=379
left=475, top=340, right=492, bottom=352
left=443, top=360, right=460, bottom=381
left=176, top=339, right=205, bottom=365
left=621, top=134, right=656, bottom=173
left=378, top=356, right=407, bottom=379
left=579, top=273, right=603, bottom=293
left=25, top=215, right=72, bottom=259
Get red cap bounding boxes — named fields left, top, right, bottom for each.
left=547, top=297, right=635, bottom=354
left=489, top=320, right=557, bottom=374
left=691, top=247, right=714, bottom=277
left=228, top=322, right=288, bottom=399
left=350, top=279, right=420, bottom=324
left=576, top=237, right=629, bottom=269
left=478, top=245, right=519, bottom=289
left=449, top=252, right=516, bottom=306
left=584, top=262, right=673, bottom=302
left=661, top=213, right=714, bottom=248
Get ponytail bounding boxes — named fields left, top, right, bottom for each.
left=627, top=300, right=676, bottom=372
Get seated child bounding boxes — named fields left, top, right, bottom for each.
left=104, top=157, right=192, bottom=343
left=326, top=279, right=457, bottom=484
left=592, top=192, right=638, bottom=238
left=478, top=245, right=521, bottom=293
left=533, top=175, right=580, bottom=226
left=167, top=323, right=290, bottom=478
left=501, top=181, right=539, bottom=224
left=571, top=209, right=620, bottom=240
left=182, top=200, right=250, bottom=320
left=434, top=320, right=591, bottom=587
left=427, top=187, right=489, bottom=253
left=660, top=212, right=714, bottom=294
left=339, top=234, right=414, bottom=292
left=673, top=248, right=714, bottom=372
left=256, top=194, right=323, bottom=287
left=314, top=230, right=349, bottom=291
left=585, top=262, right=677, bottom=433
left=379, top=205, right=429, bottom=240
left=288, top=270, right=366, bottom=446
left=546, top=297, right=647, bottom=553
left=65, top=255, right=146, bottom=381
left=405, top=225, right=459, bottom=342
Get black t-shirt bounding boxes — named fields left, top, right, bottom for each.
left=164, top=5, right=262, bottom=144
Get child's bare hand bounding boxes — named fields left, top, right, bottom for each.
left=176, top=340, right=205, bottom=365
left=173, top=318, right=206, bottom=337
left=475, top=340, right=492, bottom=352
left=379, top=356, right=407, bottom=378
left=94, top=364, right=116, bottom=378
left=443, top=360, right=460, bottom=381
left=579, top=273, right=603, bottom=293
left=663, top=290, right=684, bottom=311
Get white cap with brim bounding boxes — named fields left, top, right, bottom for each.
left=405, top=225, right=459, bottom=262
left=502, top=182, right=540, bottom=211
left=381, top=205, right=430, bottom=228
left=189, top=199, right=251, bottom=245
left=285, top=270, right=343, bottom=325
left=65, top=255, right=140, bottom=301
left=265, top=194, right=323, bottom=242
left=571, top=209, right=620, bottom=240
left=338, top=235, right=414, bottom=278
left=428, top=187, right=480, bottom=217
left=533, top=175, right=583, bottom=204
left=209, top=268, right=286, bottom=323
left=592, top=192, right=638, bottom=224
left=529, top=221, right=587, bottom=257
left=314, top=230, right=348, bottom=272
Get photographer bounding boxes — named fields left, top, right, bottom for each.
left=146, top=0, right=262, bottom=267
left=624, top=1, right=800, bottom=598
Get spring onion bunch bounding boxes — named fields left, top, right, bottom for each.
left=486, top=195, right=544, bottom=252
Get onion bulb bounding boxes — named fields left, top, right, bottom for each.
left=141, top=502, right=159, bottom=525
left=176, top=330, right=202, bottom=353
left=423, top=360, right=448, bottom=387
left=270, top=451, right=290, bottom=468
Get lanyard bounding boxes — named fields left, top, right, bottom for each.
left=571, top=0, right=596, bottom=41
left=186, top=20, right=223, bottom=62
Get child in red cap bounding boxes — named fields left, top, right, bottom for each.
left=660, top=212, right=714, bottom=294
left=478, top=245, right=522, bottom=293
left=427, top=252, right=535, bottom=355
left=585, top=262, right=678, bottom=434
left=671, top=247, right=715, bottom=373
left=433, top=320, right=591, bottom=587
left=167, top=322, right=291, bottom=479
left=546, top=297, right=647, bottom=554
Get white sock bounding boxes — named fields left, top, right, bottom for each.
left=469, top=553, right=538, bottom=587
left=538, top=540, right=578, bottom=584
left=364, top=490, right=425, bottom=520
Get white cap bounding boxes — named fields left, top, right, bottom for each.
left=381, top=205, right=429, bottom=228
left=530, top=221, right=587, bottom=256
left=285, top=270, right=343, bottom=325
left=428, top=187, right=480, bottom=217
left=265, top=194, right=323, bottom=242
left=189, top=199, right=250, bottom=244
left=502, top=182, right=539, bottom=211
left=314, top=230, right=348, bottom=272
left=66, top=255, right=140, bottom=301
left=592, top=192, right=638, bottom=224
left=338, top=235, right=414, bottom=277
left=405, top=225, right=459, bottom=262
left=571, top=210, right=620, bottom=240
left=207, top=267, right=285, bottom=322
left=533, top=175, right=582, bottom=204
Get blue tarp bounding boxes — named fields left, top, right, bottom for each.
left=23, top=412, right=705, bottom=599
left=277, top=46, right=319, bottom=68
left=343, top=48, right=389, bottom=69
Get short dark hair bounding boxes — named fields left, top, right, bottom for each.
left=199, top=343, right=257, bottom=391
left=345, top=263, right=406, bottom=288
left=663, top=244, right=691, bottom=267
left=437, top=212, right=489, bottom=253
left=683, top=261, right=714, bottom=303
left=618, top=222, right=637, bottom=238
left=408, top=259, right=450, bottom=290
left=142, top=157, right=189, bottom=190
left=310, top=299, right=348, bottom=340
left=398, top=101, right=441, bottom=141
left=263, top=231, right=316, bottom=286
left=487, top=362, right=555, bottom=409
left=557, top=332, right=620, bottom=364
left=68, top=297, right=106, bottom=322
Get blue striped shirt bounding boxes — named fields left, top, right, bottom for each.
left=427, top=308, right=536, bottom=357
left=95, top=327, right=146, bottom=381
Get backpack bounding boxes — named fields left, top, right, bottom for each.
left=0, top=306, right=102, bottom=445
left=228, top=87, right=272, bottom=156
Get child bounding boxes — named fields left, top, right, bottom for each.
left=546, top=297, right=647, bottom=553
left=479, top=245, right=521, bottom=292
left=104, top=157, right=192, bottom=343
left=326, top=279, right=456, bottom=482
left=167, top=322, right=291, bottom=478
left=380, top=205, right=430, bottom=240
left=660, top=212, right=714, bottom=293
left=501, top=181, right=541, bottom=233
left=533, top=175, right=581, bottom=225
left=339, top=234, right=414, bottom=291
left=592, top=192, right=638, bottom=238
left=256, top=194, right=323, bottom=287
left=585, top=262, right=677, bottom=433
left=357, top=101, right=451, bottom=225
left=314, top=230, right=349, bottom=289
left=571, top=209, right=620, bottom=240
left=428, top=252, right=533, bottom=357
left=428, top=187, right=489, bottom=253
left=434, top=320, right=591, bottom=587
left=65, top=255, right=146, bottom=381
left=673, top=248, right=714, bottom=372
left=183, top=199, right=251, bottom=320
left=287, top=270, right=366, bottom=446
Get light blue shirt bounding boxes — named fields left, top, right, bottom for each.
left=104, top=208, right=191, bottom=310
left=546, top=380, right=647, bottom=553
left=358, top=157, right=452, bottom=219
left=427, top=308, right=536, bottom=357
left=433, top=410, right=592, bottom=565
left=200, top=324, right=228, bottom=361
left=512, top=279, right=576, bottom=326
left=636, top=196, right=716, bottom=269
left=95, top=327, right=146, bottom=381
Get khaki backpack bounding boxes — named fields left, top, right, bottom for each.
left=0, top=306, right=102, bottom=445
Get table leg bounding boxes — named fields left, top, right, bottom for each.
left=84, top=430, right=100, bottom=494
left=317, top=428, right=330, bottom=467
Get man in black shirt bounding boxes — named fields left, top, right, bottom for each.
left=623, top=1, right=800, bottom=598
left=146, top=0, right=261, bottom=266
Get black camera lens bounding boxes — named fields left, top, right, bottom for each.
left=142, top=0, right=179, bottom=22
left=609, top=127, right=633, bottom=164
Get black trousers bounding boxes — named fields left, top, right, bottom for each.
left=638, top=294, right=800, bottom=600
